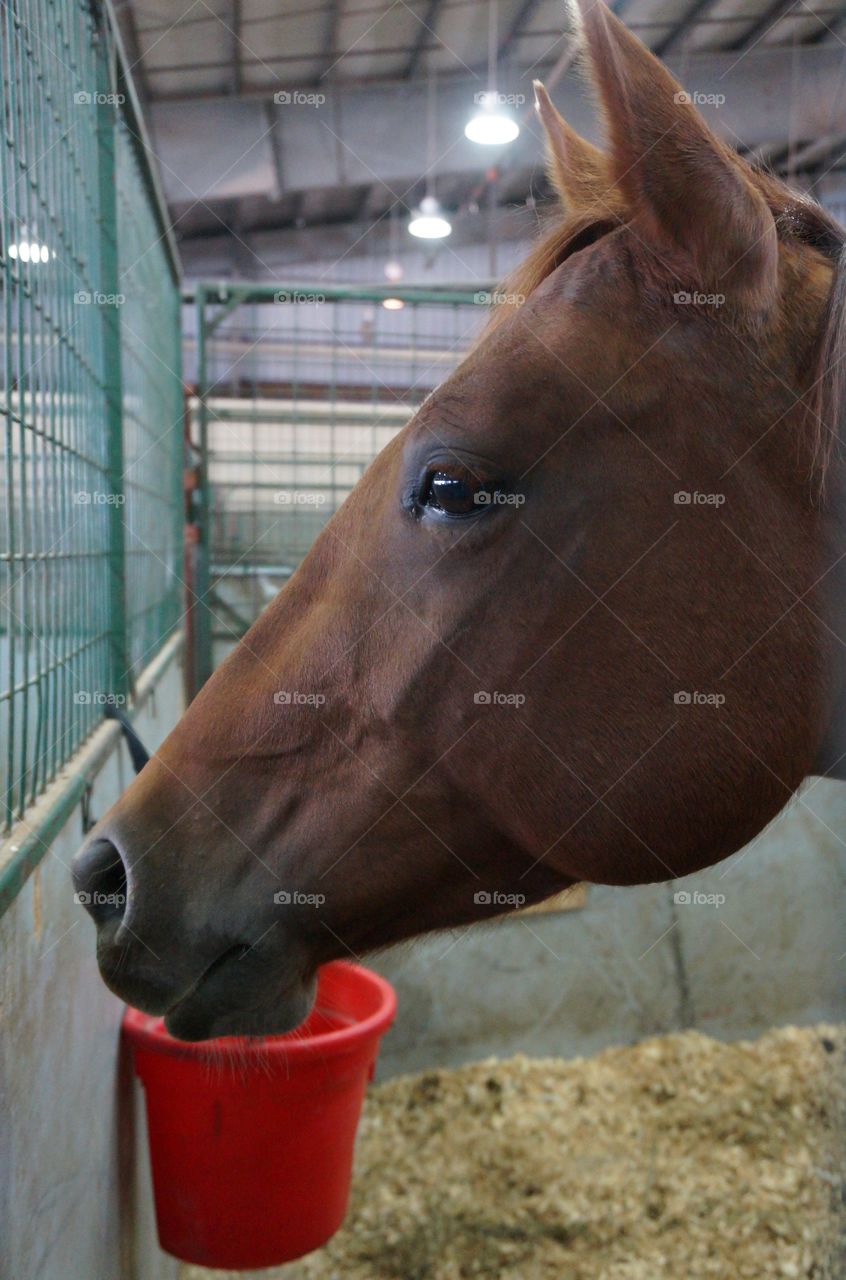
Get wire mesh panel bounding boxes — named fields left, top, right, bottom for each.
left=0, top=0, right=182, bottom=836
left=191, top=285, right=488, bottom=683
left=115, top=109, right=183, bottom=676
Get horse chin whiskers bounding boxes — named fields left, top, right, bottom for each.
left=150, top=933, right=320, bottom=1042
left=165, top=968, right=317, bottom=1043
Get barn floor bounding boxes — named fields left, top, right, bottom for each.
left=183, top=1024, right=844, bottom=1280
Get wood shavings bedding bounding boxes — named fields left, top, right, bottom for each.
left=185, top=1024, right=844, bottom=1280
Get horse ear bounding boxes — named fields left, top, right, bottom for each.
left=533, top=81, right=623, bottom=218
left=574, top=0, right=778, bottom=311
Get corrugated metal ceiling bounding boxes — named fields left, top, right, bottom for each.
left=116, top=0, right=846, bottom=254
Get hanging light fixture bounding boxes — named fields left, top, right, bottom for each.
left=409, top=63, right=451, bottom=240
left=465, top=92, right=519, bottom=146
left=464, top=0, right=519, bottom=147
left=408, top=195, right=452, bottom=239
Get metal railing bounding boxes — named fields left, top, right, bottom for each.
left=188, top=282, right=490, bottom=691
left=0, top=0, right=183, bottom=853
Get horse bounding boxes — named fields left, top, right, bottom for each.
left=72, top=0, right=846, bottom=1041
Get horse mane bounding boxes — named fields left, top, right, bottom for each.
left=794, top=204, right=846, bottom=492
left=485, top=181, right=846, bottom=498
left=483, top=210, right=622, bottom=336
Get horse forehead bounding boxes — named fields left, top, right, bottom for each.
left=428, top=302, right=627, bottom=427
left=431, top=348, right=544, bottom=425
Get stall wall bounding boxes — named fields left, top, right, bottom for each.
left=369, top=778, right=846, bottom=1077
left=0, top=650, right=186, bottom=1280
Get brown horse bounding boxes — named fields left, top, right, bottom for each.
left=73, top=0, right=846, bottom=1040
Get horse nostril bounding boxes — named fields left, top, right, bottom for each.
left=72, top=838, right=129, bottom=926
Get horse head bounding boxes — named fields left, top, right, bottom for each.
left=73, top=0, right=846, bottom=1039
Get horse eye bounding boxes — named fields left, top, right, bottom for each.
left=425, top=470, right=491, bottom=516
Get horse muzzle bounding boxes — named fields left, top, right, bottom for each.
left=72, top=834, right=318, bottom=1041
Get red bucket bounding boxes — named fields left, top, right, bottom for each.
left=123, top=960, right=396, bottom=1270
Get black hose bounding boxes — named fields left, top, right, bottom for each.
left=104, top=705, right=150, bottom=774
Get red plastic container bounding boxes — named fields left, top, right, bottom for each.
left=123, top=960, right=396, bottom=1269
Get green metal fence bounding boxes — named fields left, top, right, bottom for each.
left=1, top=0, right=182, bottom=843
left=188, top=283, right=489, bottom=691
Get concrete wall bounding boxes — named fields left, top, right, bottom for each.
left=368, top=776, right=846, bottom=1078
left=0, top=643, right=186, bottom=1280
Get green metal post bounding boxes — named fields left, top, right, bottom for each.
left=95, top=23, right=128, bottom=702
left=194, top=285, right=213, bottom=691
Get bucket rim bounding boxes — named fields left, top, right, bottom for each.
left=121, top=959, right=397, bottom=1061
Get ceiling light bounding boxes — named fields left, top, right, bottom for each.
left=382, top=297, right=405, bottom=311
left=465, top=95, right=520, bottom=146
left=408, top=196, right=452, bottom=240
